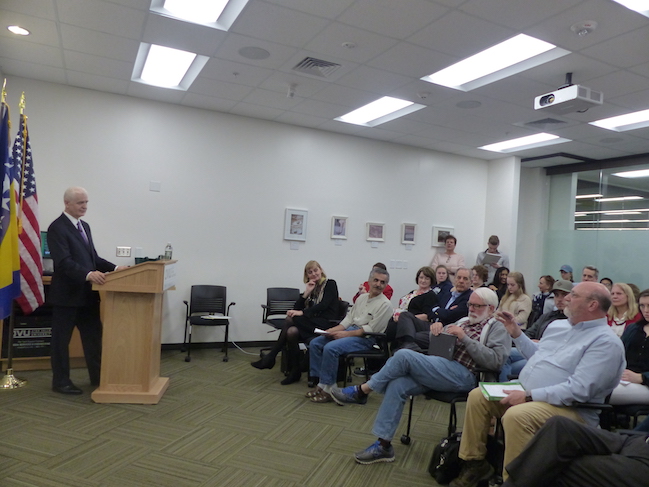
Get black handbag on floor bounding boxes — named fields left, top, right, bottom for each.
left=428, top=432, right=462, bottom=484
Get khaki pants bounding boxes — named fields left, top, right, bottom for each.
left=458, top=388, right=585, bottom=479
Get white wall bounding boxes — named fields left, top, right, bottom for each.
left=6, top=76, right=526, bottom=344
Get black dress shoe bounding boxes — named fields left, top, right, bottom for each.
left=52, top=384, right=83, bottom=395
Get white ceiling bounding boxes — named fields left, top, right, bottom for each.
left=2, top=0, right=649, bottom=168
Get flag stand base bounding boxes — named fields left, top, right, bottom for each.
left=0, top=368, right=27, bottom=389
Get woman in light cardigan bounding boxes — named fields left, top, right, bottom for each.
left=430, top=234, right=465, bottom=282
left=497, top=271, right=532, bottom=328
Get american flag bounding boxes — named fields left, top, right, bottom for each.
left=13, top=114, right=44, bottom=314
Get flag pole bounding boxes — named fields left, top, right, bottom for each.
left=0, top=309, right=27, bottom=389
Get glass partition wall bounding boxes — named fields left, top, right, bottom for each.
left=545, top=162, right=649, bottom=290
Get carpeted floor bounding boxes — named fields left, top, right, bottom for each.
left=0, top=348, right=458, bottom=486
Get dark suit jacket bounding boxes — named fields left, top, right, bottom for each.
left=47, top=213, right=115, bottom=307
left=428, top=288, right=472, bottom=325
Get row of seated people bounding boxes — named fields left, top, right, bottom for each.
left=250, top=259, right=648, bottom=485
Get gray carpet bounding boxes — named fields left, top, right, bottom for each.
left=0, top=348, right=457, bottom=486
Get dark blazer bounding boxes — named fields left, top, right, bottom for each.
left=47, top=213, right=115, bottom=307
left=428, top=288, right=472, bottom=325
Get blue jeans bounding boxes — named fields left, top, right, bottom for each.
left=309, top=326, right=374, bottom=386
left=367, top=349, right=476, bottom=441
left=499, top=348, right=527, bottom=382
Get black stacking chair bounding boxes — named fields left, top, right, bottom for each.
left=261, top=287, right=301, bottom=331
left=341, top=332, right=390, bottom=384
left=183, top=285, right=235, bottom=363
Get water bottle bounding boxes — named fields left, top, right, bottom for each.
left=164, top=242, right=173, bottom=260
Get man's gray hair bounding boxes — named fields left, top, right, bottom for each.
left=455, top=267, right=470, bottom=277
left=472, top=287, right=499, bottom=308
left=583, top=265, right=599, bottom=279
left=369, top=266, right=390, bottom=283
left=64, top=186, right=87, bottom=203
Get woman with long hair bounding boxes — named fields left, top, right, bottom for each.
left=251, top=260, right=339, bottom=385
left=608, top=283, right=642, bottom=337
left=488, top=266, right=509, bottom=302
left=498, top=271, right=532, bottom=327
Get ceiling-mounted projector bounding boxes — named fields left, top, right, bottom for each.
left=534, top=85, right=603, bottom=114
left=533, top=73, right=602, bottom=115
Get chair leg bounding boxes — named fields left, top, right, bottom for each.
left=448, top=401, right=458, bottom=437
left=222, top=324, right=229, bottom=362
left=181, top=318, right=189, bottom=353
left=185, top=324, right=192, bottom=362
left=400, top=396, right=414, bottom=445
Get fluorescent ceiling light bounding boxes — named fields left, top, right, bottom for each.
left=578, top=219, right=649, bottom=223
left=479, top=133, right=571, bottom=153
left=7, top=25, right=30, bottom=36
left=610, top=0, right=649, bottom=17
left=594, top=196, right=643, bottom=202
left=612, top=169, right=649, bottom=178
left=604, top=211, right=642, bottom=215
left=150, top=0, right=250, bottom=31
left=575, top=208, right=649, bottom=215
left=589, top=108, right=649, bottom=132
left=575, top=193, right=603, bottom=199
left=132, top=43, right=208, bottom=90
left=421, top=34, right=570, bottom=91
left=335, top=96, right=426, bottom=127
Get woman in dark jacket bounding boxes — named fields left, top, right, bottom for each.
left=252, top=260, right=339, bottom=385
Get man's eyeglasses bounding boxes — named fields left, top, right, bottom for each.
left=468, top=303, right=488, bottom=309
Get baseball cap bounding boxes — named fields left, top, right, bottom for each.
left=560, top=265, right=573, bottom=273
left=552, top=279, right=573, bottom=294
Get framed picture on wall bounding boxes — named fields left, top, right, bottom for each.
left=432, top=226, right=453, bottom=247
left=331, top=216, right=348, bottom=239
left=284, top=208, right=308, bottom=241
left=401, top=223, right=416, bottom=244
left=366, top=222, right=385, bottom=242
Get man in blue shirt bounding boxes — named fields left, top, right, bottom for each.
left=450, top=281, right=625, bottom=487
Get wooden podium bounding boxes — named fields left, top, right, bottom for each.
left=91, top=260, right=176, bottom=404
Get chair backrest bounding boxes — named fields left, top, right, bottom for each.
left=265, top=287, right=300, bottom=320
left=332, top=299, right=350, bottom=324
left=190, top=285, right=227, bottom=315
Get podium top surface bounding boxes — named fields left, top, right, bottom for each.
left=92, top=260, right=177, bottom=293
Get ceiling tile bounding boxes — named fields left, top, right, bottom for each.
left=460, top=0, right=581, bottom=31
left=55, top=0, right=147, bottom=39
left=263, top=0, right=356, bottom=19
left=189, top=77, right=255, bottom=101
left=66, top=70, right=129, bottom=95
left=142, top=14, right=227, bottom=56
left=64, top=50, right=134, bottom=79
left=60, top=24, right=140, bottom=62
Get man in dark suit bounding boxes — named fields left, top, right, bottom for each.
left=394, top=267, right=472, bottom=352
left=47, top=187, right=126, bottom=394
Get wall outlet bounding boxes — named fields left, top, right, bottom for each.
left=116, top=246, right=131, bottom=257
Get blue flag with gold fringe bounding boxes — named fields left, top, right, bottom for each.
left=0, top=101, right=21, bottom=319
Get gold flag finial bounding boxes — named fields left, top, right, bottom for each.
left=1, top=79, right=6, bottom=104
left=19, top=92, right=25, bottom=114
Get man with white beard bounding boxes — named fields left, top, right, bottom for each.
left=331, top=287, right=511, bottom=465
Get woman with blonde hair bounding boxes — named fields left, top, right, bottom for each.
left=497, top=271, right=532, bottom=328
left=252, top=260, right=339, bottom=385
left=608, top=282, right=642, bottom=337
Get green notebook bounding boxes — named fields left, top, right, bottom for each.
left=479, top=381, right=525, bottom=401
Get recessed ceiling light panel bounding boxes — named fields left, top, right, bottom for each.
left=590, top=108, right=649, bottom=132
left=335, top=96, right=425, bottom=127
left=613, top=169, right=649, bottom=178
left=132, top=43, right=208, bottom=90
left=479, top=132, right=571, bottom=153
left=150, top=0, right=250, bottom=31
left=421, top=34, right=570, bottom=91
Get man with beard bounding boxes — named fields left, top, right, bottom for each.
left=331, top=287, right=510, bottom=464
left=450, top=281, right=625, bottom=487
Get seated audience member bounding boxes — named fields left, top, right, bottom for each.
left=501, top=416, right=649, bottom=487
left=476, top=235, right=510, bottom=284
left=610, top=289, right=649, bottom=406
left=451, top=282, right=625, bottom=487
left=488, top=266, right=509, bottom=301
left=251, top=260, right=339, bottom=385
left=393, top=268, right=472, bottom=352
left=608, top=282, right=642, bottom=337
left=470, top=265, right=489, bottom=290
left=386, top=266, right=438, bottom=340
left=497, top=272, right=532, bottom=328
left=306, top=267, right=392, bottom=403
left=560, top=264, right=574, bottom=282
left=353, top=262, right=393, bottom=303
left=499, top=279, right=571, bottom=381
left=628, top=282, right=641, bottom=302
left=528, top=275, right=555, bottom=326
left=581, top=265, right=599, bottom=282
left=433, top=264, right=453, bottom=304
left=600, top=277, right=613, bottom=291
left=331, top=288, right=510, bottom=465
left=431, top=234, right=465, bottom=282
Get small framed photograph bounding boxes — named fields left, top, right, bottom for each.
left=401, top=223, right=416, bottom=244
left=284, top=208, right=308, bottom=241
left=432, top=226, right=453, bottom=247
left=366, top=222, right=385, bottom=242
left=331, top=216, right=348, bottom=239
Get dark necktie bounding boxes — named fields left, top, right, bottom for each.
left=77, top=221, right=89, bottom=244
